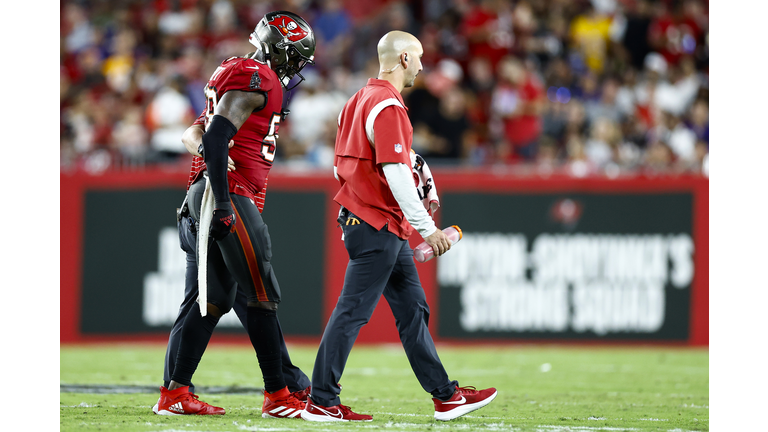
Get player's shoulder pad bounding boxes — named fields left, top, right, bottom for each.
left=233, top=58, right=275, bottom=92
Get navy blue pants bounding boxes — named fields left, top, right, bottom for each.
left=309, top=208, right=457, bottom=407
left=160, top=206, right=310, bottom=393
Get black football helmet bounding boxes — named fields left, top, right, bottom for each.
left=249, top=11, right=316, bottom=90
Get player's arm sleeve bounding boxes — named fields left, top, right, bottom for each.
left=383, top=162, right=437, bottom=238
left=202, top=115, right=237, bottom=208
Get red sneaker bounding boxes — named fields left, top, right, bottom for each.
left=433, top=386, right=497, bottom=421
left=290, top=386, right=311, bottom=402
left=290, top=384, right=341, bottom=402
left=155, top=386, right=225, bottom=415
left=301, top=398, right=372, bottom=422
left=262, top=387, right=306, bottom=419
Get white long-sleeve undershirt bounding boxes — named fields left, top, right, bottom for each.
left=382, top=162, right=437, bottom=238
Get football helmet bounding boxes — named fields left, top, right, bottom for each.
left=249, top=11, right=316, bottom=90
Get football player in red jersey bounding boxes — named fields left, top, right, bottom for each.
left=300, top=31, right=497, bottom=422
left=154, top=11, right=316, bottom=418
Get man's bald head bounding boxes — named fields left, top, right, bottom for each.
left=377, top=31, right=421, bottom=68
left=377, top=31, right=424, bottom=90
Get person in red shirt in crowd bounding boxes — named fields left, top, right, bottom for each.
left=491, top=56, right=545, bottom=162
left=153, top=11, right=316, bottom=418
left=460, top=0, right=513, bottom=72
left=648, top=0, right=706, bottom=67
left=301, top=30, right=497, bottom=423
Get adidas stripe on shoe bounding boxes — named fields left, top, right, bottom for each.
left=261, top=387, right=306, bottom=419
left=155, top=386, right=225, bottom=415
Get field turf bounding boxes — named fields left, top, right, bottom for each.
left=60, top=343, right=708, bottom=431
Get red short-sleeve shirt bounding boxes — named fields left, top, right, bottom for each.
left=333, top=79, right=415, bottom=239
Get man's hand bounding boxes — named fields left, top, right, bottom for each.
left=226, top=140, right=236, bottom=172
left=424, top=228, right=452, bottom=257
left=210, top=206, right=236, bottom=241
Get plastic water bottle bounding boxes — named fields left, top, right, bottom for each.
left=413, top=225, right=463, bottom=263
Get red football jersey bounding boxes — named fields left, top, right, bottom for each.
left=186, top=55, right=283, bottom=212
left=334, top=79, right=414, bottom=239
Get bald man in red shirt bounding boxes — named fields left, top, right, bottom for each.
left=301, top=31, right=497, bottom=423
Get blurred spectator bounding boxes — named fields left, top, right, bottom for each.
left=63, top=3, right=96, bottom=53
left=312, top=0, right=354, bottom=71
left=145, top=75, right=196, bottom=163
left=460, top=0, right=514, bottom=72
left=490, top=56, right=545, bottom=162
left=643, top=140, right=673, bottom=174
left=568, top=2, right=612, bottom=73
left=584, top=117, right=620, bottom=170
left=562, top=99, right=589, bottom=145
left=416, top=86, right=474, bottom=161
left=654, top=111, right=697, bottom=169
left=685, top=99, right=709, bottom=145
left=564, top=134, right=596, bottom=178
left=619, top=0, right=653, bottom=71
left=654, top=55, right=701, bottom=116
left=102, top=28, right=138, bottom=94
left=286, top=71, right=348, bottom=161
left=526, top=10, right=567, bottom=70
left=112, top=106, right=149, bottom=167
left=406, top=58, right=463, bottom=128
left=648, top=0, right=706, bottom=67
left=584, top=76, right=622, bottom=125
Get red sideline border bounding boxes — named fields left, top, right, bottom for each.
left=61, top=168, right=708, bottom=346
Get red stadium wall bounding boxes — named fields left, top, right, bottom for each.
left=60, top=169, right=708, bottom=346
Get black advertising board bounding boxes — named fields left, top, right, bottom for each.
left=437, top=192, right=694, bottom=341
left=79, top=188, right=325, bottom=336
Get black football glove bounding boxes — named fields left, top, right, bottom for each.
left=209, top=205, right=236, bottom=241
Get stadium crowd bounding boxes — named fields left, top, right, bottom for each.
left=60, top=0, right=709, bottom=177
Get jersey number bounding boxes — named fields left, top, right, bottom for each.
left=204, top=85, right=218, bottom=128
left=261, top=114, right=280, bottom=162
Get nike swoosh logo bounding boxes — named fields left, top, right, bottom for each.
left=315, top=406, right=343, bottom=418
left=442, top=395, right=466, bottom=405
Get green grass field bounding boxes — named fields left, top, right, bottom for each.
left=60, top=342, right=708, bottom=431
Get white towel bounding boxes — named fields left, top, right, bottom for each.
left=410, top=151, right=440, bottom=215
left=196, top=175, right=215, bottom=317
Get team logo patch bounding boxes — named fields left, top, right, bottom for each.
left=394, top=143, right=403, bottom=153
left=267, top=15, right=308, bottom=42
left=249, top=71, right=262, bottom=89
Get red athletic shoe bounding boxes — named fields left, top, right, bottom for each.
left=155, top=386, right=225, bottom=415
left=290, top=386, right=311, bottom=402
left=301, top=398, right=372, bottom=422
left=433, top=386, right=497, bottom=421
left=261, top=387, right=306, bottom=419
left=289, top=383, right=341, bottom=402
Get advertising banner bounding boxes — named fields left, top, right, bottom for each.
left=436, top=192, right=694, bottom=341
left=77, top=187, right=326, bottom=337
